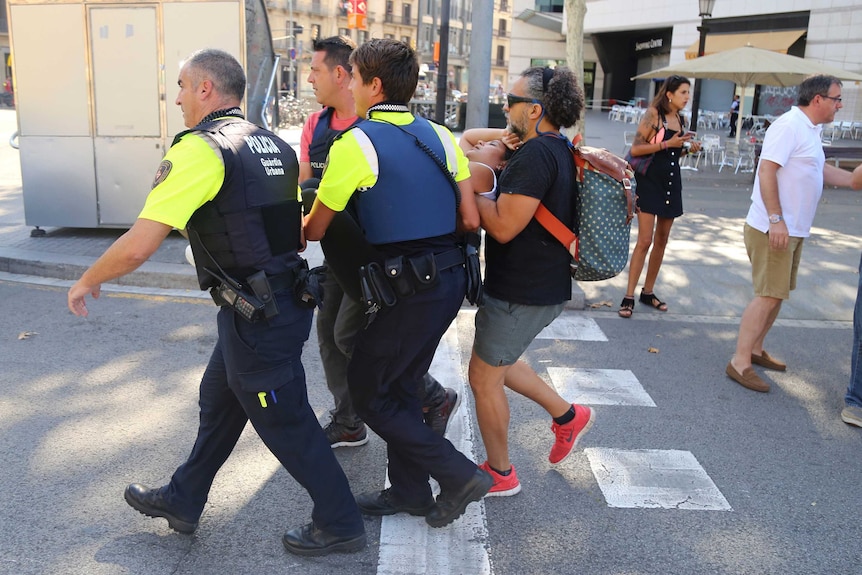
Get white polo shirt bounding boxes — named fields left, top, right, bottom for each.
left=747, top=106, right=825, bottom=237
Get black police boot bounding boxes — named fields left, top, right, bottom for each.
left=123, top=483, right=199, bottom=534
left=356, top=488, right=435, bottom=516
left=282, top=523, right=366, bottom=556
left=425, top=468, right=493, bottom=528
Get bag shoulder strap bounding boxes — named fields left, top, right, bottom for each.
left=535, top=203, right=578, bottom=259
left=533, top=133, right=579, bottom=259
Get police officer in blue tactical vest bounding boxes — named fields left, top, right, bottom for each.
left=304, top=38, right=493, bottom=529
left=298, top=35, right=460, bottom=448
left=67, top=48, right=365, bottom=557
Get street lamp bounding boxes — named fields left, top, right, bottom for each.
left=689, top=0, right=715, bottom=132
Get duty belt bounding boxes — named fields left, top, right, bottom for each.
left=359, top=248, right=466, bottom=314
left=265, top=269, right=298, bottom=293
left=431, top=248, right=466, bottom=272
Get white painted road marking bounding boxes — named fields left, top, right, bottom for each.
left=376, top=321, right=492, bottom=575
left=537, top=314, right=607, bottom=341
left=585, top=448, right=732, bottom=511
left=548, top=368, right=656, bottom=407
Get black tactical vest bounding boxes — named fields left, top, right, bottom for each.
left=308, top=107, right=361, bottom=179
left=184, top=117, right=302, bottom=289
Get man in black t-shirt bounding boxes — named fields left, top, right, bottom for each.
left=468, top=66, right=595, bottom=497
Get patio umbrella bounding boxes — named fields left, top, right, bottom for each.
left=633, top=45, right=862, bottom=143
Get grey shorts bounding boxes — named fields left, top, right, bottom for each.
left=473, top=294, right=565, bottom=367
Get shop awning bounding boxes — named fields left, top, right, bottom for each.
left=685, top=29, right=806, bottom=59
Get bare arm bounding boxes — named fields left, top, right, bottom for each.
left=853, top=163, right=862, bottom=190
left=298, top=161, right=313, bottom=184
left=630, top=107, right=660, bottom=157
left=823, top=162, right=855, bottom=188
left=456, top=177, right=480, bottom=232
left=67, top=218, right=172, bottom=316
left=459, top=127, right=509, bottom=153
left=303, top=198, right=337, bottom=241
left=757, top=159, right=788, bottom=251
left=630, top=107, right=694, bottom=157
left=476, top=192, right=540, bottom=244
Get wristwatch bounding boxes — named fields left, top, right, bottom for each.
left=768, top=214, right=783, bottom=224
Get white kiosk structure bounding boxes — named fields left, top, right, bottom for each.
left=8, top=0, right=277, bottom=230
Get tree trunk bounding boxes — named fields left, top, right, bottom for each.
left=564, top=0, right=588, bottom=141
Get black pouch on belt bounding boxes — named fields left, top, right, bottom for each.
left=358, top=262, right=398, bottom=311
left=366, top=262, right=398, bottom=307
left=385, top=256, right=415, bottom=298
left=408, top=253, right=438, bottom=292
left=463, top=231, right=484, bottom=306
left=246, top=270, right=280, bottom=319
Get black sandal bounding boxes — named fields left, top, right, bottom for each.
left=618, top=296, right=635, bottom=318
left=639, top=289, right=667, bottom=312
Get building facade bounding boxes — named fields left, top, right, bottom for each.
left=266, top=0, right=511, bottom=100
left=511, top=0, right=862, bottom=121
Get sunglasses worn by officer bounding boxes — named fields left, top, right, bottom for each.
left=507, top=94, right=540, bottom=108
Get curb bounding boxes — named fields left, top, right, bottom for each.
left=0, top=248, right=199, bottom=290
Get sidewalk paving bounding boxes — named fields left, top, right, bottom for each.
left=1, top=108, right=859, bottom=318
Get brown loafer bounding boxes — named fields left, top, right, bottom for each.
left=726, top=362, right=769, bottom=393
left=751, top=350, right=786, bottom=371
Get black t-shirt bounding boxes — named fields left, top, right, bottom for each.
left=484, top=134, right=577, bottom=305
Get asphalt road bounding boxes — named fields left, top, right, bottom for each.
left=2, top=278, right=861, bottom=575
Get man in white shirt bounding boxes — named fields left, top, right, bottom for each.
left=727, top=75, right=861, bottom=392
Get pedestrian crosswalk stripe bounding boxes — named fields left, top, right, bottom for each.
left=377, top=321, right=493, bottom=575
left=585, top=448, right=732, bottom=511
left=548, top=367, right=656, bottom=406
left=537, top=315, right=607, bottom=341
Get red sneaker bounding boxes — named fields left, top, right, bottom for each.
left=478, top=461, right=522, bottom=497
left=549, top=404, right=594, bottom=465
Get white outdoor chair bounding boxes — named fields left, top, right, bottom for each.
left=718, top=141, right=756, bottom=174
left=840, top=121, right=854, bottom=139
left=714, top=141, right=737, bottom=171
left=608, top=104, right=623, bottom=122
left=853, top=122, right=862, bottom=140
left=700, top=134, right=723, bottom=167
left=751, top=117, right=769, bottom=137
left=736, top=142, right=757, bottom=173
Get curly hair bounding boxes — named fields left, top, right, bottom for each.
left=520, top=66, right=584, bottom=129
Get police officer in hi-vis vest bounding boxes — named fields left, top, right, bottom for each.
left=67, top=49, right=365, bottom=557
left=304, top=38, right=493, bottom=529
left=299, top=35, right=459, bottom=448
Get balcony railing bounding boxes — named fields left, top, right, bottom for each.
left=494, top=59, right=508, bottom=68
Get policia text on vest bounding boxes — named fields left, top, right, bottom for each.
left=183, top=117, right=322, bottom=321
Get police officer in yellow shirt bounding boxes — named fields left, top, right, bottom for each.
left=300, top=35, right=460, bottom=448
left=304, top=39, right=492, bottom=528
left=67, top=48, right=365, bottom=557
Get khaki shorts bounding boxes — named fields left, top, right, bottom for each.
left=744, top=223, right=804, bottom=300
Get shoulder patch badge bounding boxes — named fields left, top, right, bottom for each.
left=152, top=160, right=172, bottom=188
